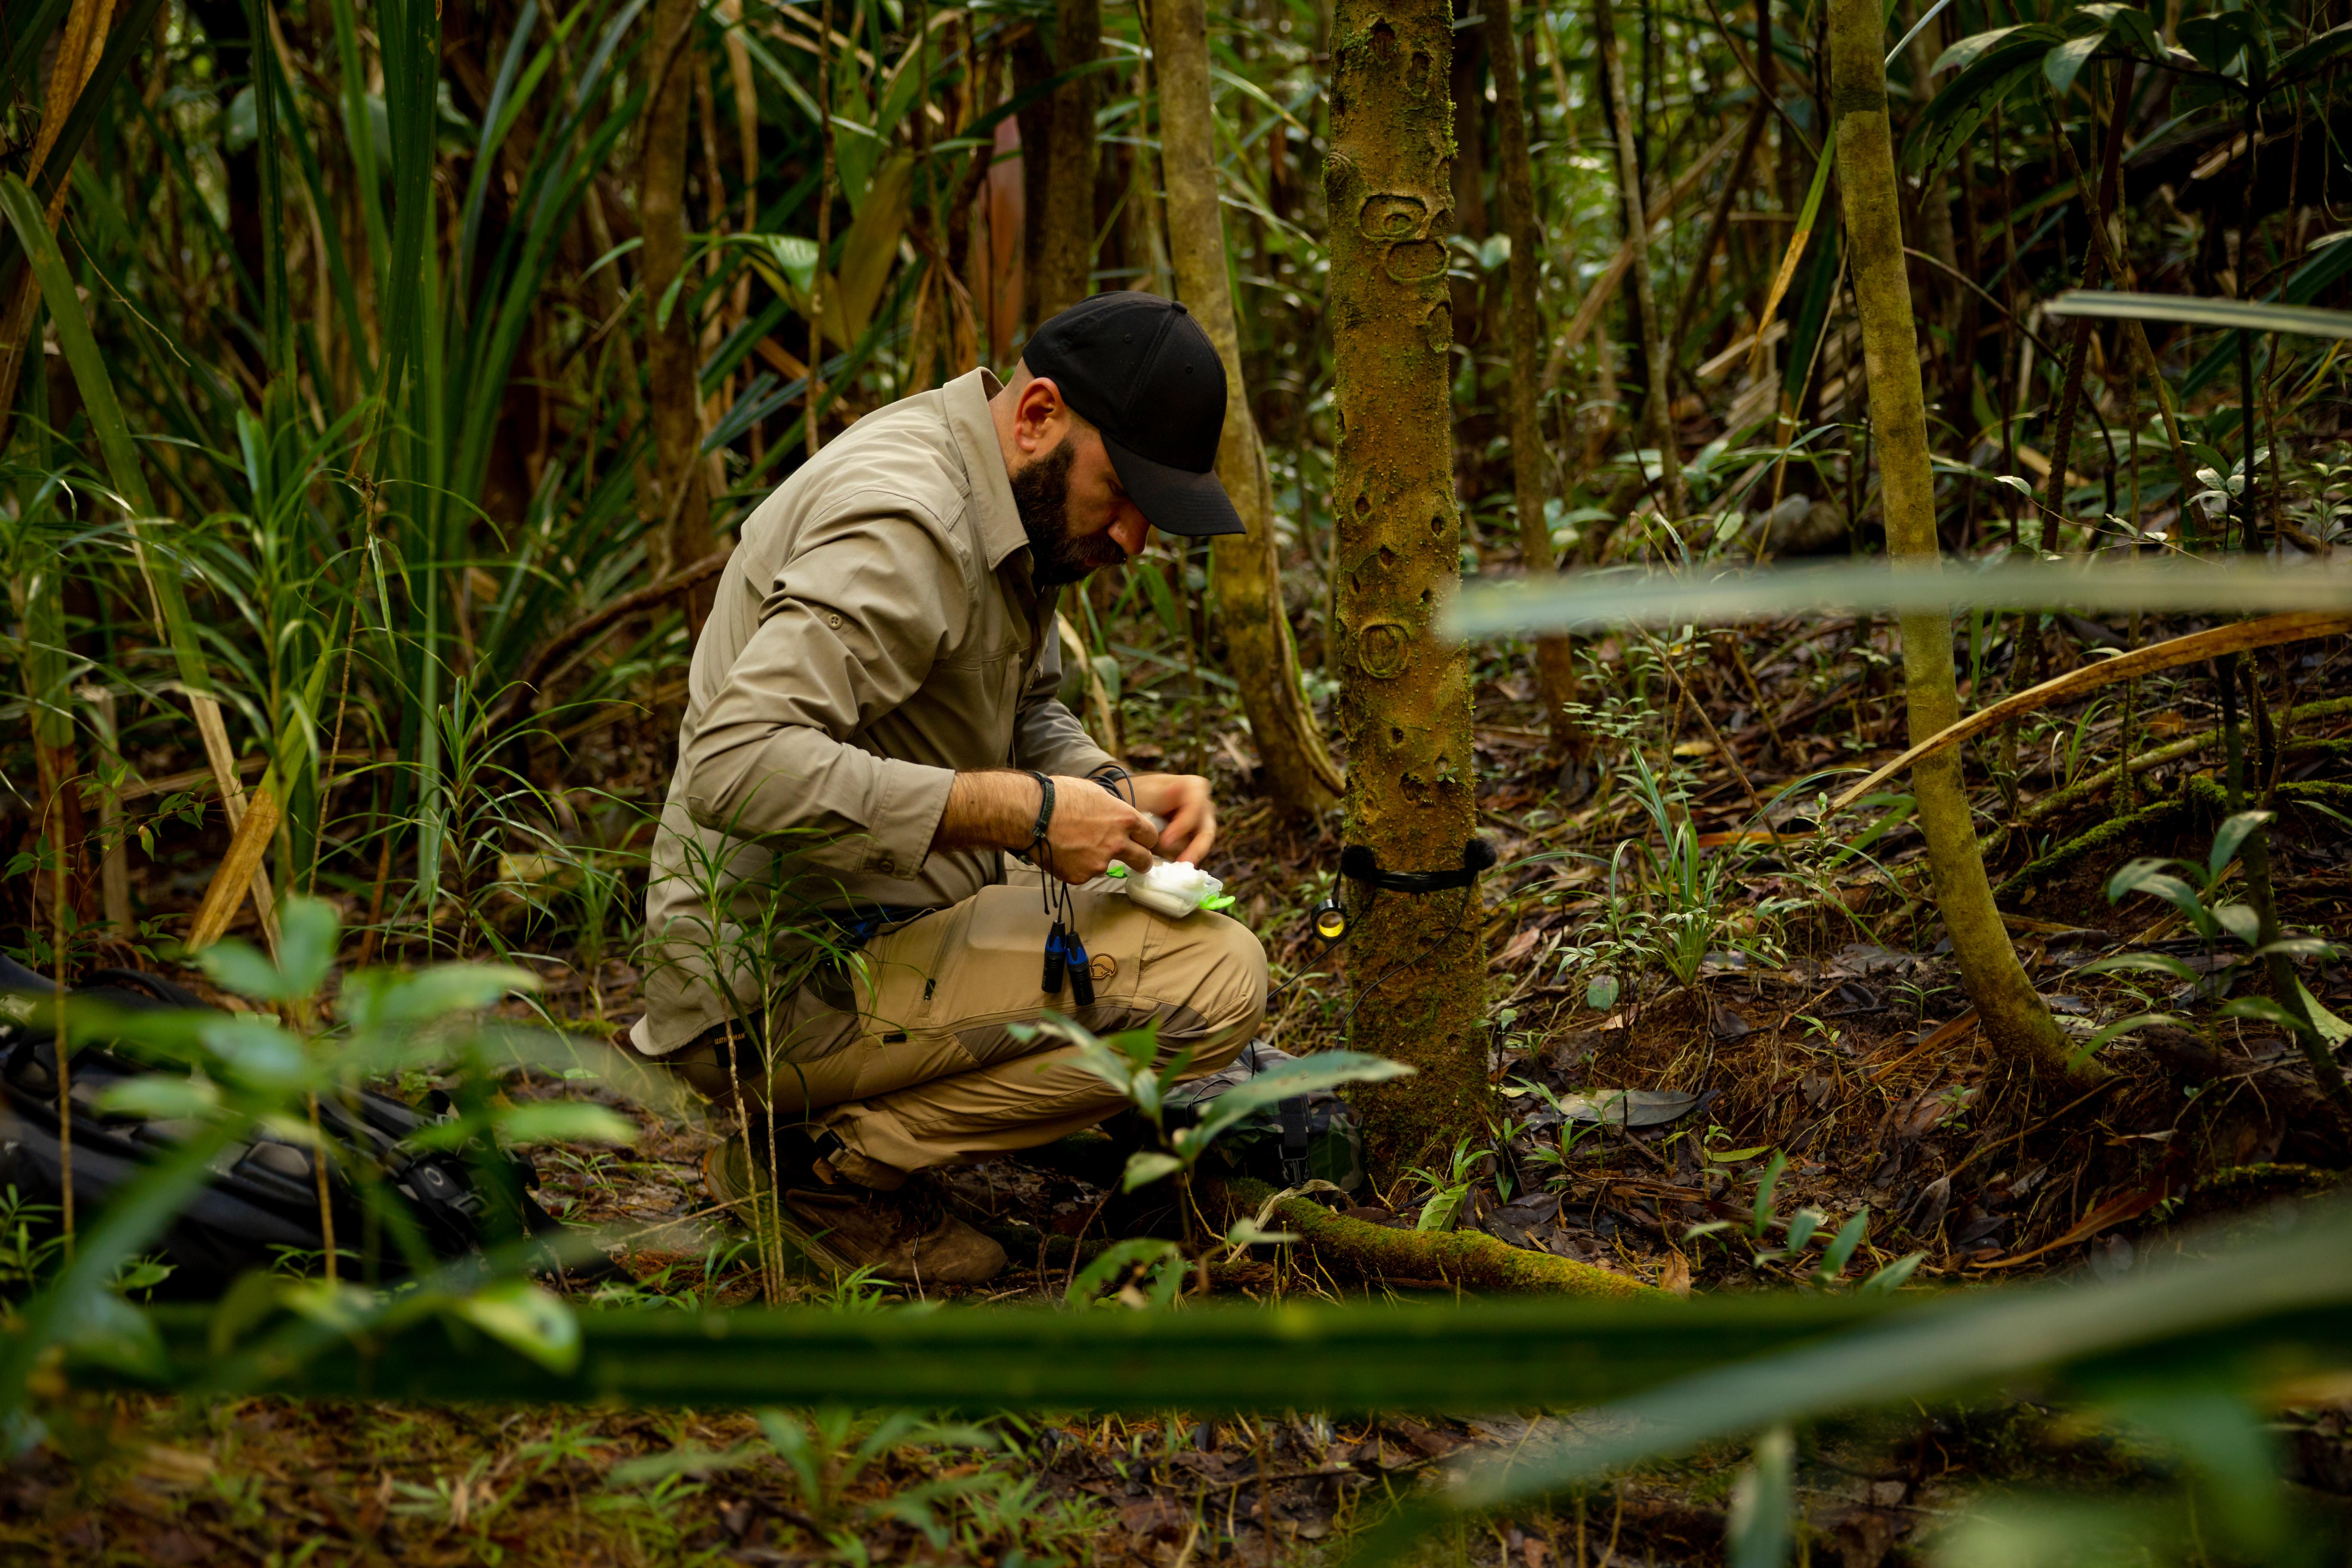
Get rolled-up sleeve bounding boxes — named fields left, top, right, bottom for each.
left=682, top=505, right=966, bottom=878
left=1015, top=604, right=1118, bottom=778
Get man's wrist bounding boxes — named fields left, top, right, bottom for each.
left=935, top=769, right=1053, bottom=855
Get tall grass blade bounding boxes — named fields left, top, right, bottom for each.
left=1448, top=557, right=2352, bottom=637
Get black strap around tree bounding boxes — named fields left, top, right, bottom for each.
left=1337, top=838, right=1496, bottom=910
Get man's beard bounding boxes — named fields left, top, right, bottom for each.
left=1013, top=435, right=1127, bottom=588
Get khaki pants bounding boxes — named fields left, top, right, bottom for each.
left=658, top=877, right=1267, bottom=1182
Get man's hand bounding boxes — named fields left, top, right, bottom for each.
left=934, top=770, right=1158, bottom=882
left=1039, top=775, right=1161, bottom=881
left=1126, top=772, right=1216, bottom=865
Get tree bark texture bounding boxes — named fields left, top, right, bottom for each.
left=1827, top=0, right=2073, bottom=1075
left=1482, top=0, right=1583, bottom=763
left=1593, top=0, right=1684, bottom=520
left=1033, top=0, right=1102, bottom=318
left=1326, top=0, right=1488, bottom=1167
left=639, top=0, right=712, bottom=578
left=1156, top=0, right=1344, bottom=815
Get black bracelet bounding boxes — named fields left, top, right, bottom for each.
left=1022, top=770, right=1055, bottom=846
left=1090, top=765, right=1133, bottom=803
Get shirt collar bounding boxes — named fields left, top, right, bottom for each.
left=944, top=367, right=1031, bottom=572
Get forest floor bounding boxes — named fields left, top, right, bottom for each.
left=6, top=612, right=2352, bottom=1566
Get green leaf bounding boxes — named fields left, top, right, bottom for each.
left=1065, top=1237, right=1184, bottom=1306
left=2208, top=812, right=2275, bottom=883
left=93, top=1076, right=220, bottom=1121
left=2042, top=32, right=2104, bottom=93
left=58, top=1292, right=167, bottom=1381
left=1907, top=26, right=2063, bottom=175
left=1819, top=1210, right=1870, bottom=1278
left=198, top=940, right=284, bottom=1004
left=1725, top=1425, right=1795, bottom=1568
left=343, top=963, right=536, bottom=1027
left=1785, top=1210, right=1822, bottom=1253
left=450, top=1280, right=580, bottom=1374
left=494, top=1102, right=638, bottom=1147
left=2075, top=3, right=2163, bottom=61
left=2177, top=11, right=2260, bottom=76
left=275, top=896, right=343, bottom=1000
left=198, top=1016, right=310, bottom=1092
left=2214, top=903, right=2262, bottom=946
left=1418, top=1186, right=1468, bottom=1232
left=2254, top=937, right=2341, bottom=962
left=1192, top=1053, right=1413, bottom=1148
left=2217, top=997, right=2300, bottom=1029
left=2277, top=18, right=2352, bottom=80
left=1751, top=1152, right=1789, bottom=1238
left=1930, top=24, right=2033, bottom=75
left=2294, top=980, right=2352, bottom=1047
left=1122, top=1151, right=1184, bottom=1191
left=1859, top=1250, right=1926, bottom=1294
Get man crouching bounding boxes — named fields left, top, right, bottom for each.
left=630, top=294, right=1270, bottom=1286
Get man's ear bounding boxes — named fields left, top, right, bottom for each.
left=1013, top=376, right=1069, bottom=455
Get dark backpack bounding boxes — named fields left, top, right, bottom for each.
left=1161, top=1041, right=1366, bottom=1195
left=0, top=958, right=583, bottom=1298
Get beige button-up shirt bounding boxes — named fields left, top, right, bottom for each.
left=632, top=368, right=1114, bottom=1056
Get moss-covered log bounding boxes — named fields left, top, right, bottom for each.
left=1207, top=1179, right=1665, bottom=1299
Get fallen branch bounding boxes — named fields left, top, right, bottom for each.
left=1830, top=612, right=2352, bottom=815
left=1205, top=1179, right=1665, bottom=1300
left=499, top=547, right=734, bottom=721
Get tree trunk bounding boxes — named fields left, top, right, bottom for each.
left=1033, top=0, right=1101, bottom=317
left=1156, top=0, right=1345, bottom=815
left=639, top=0, right=711, bottom=579
left=1827, top=0, right=2074, bottom=1075
left=1482, top=0, right=1583, bottom=766
left=1593, top=0, right=1684, bottom=520
left=1327, top=0, right=1488, bottom=1169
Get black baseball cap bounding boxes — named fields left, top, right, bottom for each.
left=1020, top=293, right=1246, bottom=538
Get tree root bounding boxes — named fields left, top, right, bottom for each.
left=1203, top=1179, right=1666, bottom=1299
left=1996, top=775, right=2352, bottom=911
left=1995, top=776, right=2226, bottom=909
left=2021, top=696, right=2352, bottom=824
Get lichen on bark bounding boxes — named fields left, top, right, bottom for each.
left=1326, top=0, right=1488, bottom=1171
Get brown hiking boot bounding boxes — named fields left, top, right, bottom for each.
left=783, top=1180, right=1007, bottom=1287
left=702, top=1134, right=1004, bottom=1286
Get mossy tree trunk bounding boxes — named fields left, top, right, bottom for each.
left=1327, top=0, right=1488, bottom=1169
left=1033, top=0, right=1100, bottom=318
left=1483, top=0, right=1585, bottom=767
left=1828, top=0, right=2074, bottom=1075
left=1156, top=0, right=1345, bottom=815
